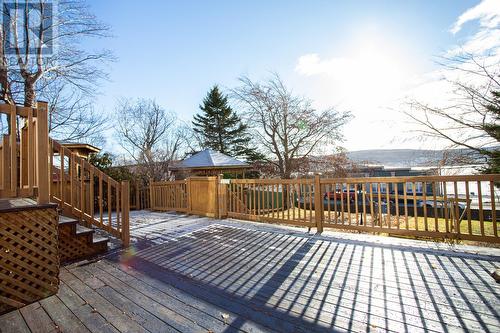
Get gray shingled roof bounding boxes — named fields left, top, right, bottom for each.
left=180, top=149, right=249, bottom=169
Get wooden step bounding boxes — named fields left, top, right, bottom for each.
left=58, top=214, right=109, bottom=264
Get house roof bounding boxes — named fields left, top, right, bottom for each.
left=60, top=142, right=101, bottom=153
left=179, top=149, right=249, bottom=169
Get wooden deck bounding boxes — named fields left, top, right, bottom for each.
left=1, top=211, right=500, bottom=332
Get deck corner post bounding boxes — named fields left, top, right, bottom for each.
left=36, top=101, right=50, bottom=204
left=314, top=173, right=324, bottom=233
left=121, top=180, right=130, bottom=247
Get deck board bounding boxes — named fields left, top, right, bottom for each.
left=2, top=211, right=500, bottom=333
left=18, top=302, right=58, bottom=333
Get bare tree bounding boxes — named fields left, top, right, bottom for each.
left=0, top=0, right=112, bottom=140
left=405, top=53, right=499, bottom=173
left=233, top=74, right=352, bottom=178
left=114, top=98, right=187, bottom=181
left=39, top=80, right=107, bottom=144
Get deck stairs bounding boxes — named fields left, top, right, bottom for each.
left=58, top=214, right=109, bottom=263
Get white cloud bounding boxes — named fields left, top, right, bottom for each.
left=450, top=0, right=500, bottom=34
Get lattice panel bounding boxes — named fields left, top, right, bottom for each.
left=0, top=208, right=59, bottom=314
left=58, top=224, right=106, bottom=263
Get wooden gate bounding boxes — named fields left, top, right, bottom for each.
left=188, top=176, right=219, bottom=217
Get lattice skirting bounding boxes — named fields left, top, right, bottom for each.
left=0, top=207, right=59, bottom=314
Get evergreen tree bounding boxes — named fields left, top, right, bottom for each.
left=192, top=85, right=262, bottom=161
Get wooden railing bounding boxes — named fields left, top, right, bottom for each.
left=151, top=174, right=500, bottom=243
left=0, top=101, right=130, bottom=246
left=323, top=174, right=499, bottom=241
left=150, top=180, right=188, bottom=212
left=50, top=140, right=130, bottom=246
left=225, top=174, right=500, bottom=243
left=130, top=181, right=150, bottom=210
left=0, top=102, right=50, bottom=202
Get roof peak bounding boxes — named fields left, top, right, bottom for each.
left=181, top=149, right=249, bottom=168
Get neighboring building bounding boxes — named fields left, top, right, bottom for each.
left=351, top=165, right=438, bottom=178
left=173, top=149, right=251, bottom=178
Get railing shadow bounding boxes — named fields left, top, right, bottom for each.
left=106, top=224, right=500, bottom=332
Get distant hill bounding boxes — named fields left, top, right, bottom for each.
left=346, top=148, right=491, bottom=168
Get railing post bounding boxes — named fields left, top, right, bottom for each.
left=121, top=180, right=130, bottom=247
left=9, top=105, right=17, bottom=196
left=36, top=101, right=50, bottom=204
left=186, top=177, right=192, bottom=214
left=314, top=173, right=324, bottom=233
left=218, top=174, right=228, bottom=219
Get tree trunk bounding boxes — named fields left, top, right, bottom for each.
left=24, top=80, right=36, bottom=107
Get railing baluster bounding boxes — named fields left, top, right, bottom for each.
left=454, top=181, right=460, bottom=234
left=386, top=182, right=391, bottom=228
left=465, top=181, right=471, bottom=234
left=341, top=183, right=345, bottom=224
left=443, top=182, right=449, bottom=233
left=394, top=182, right=399, bottom=229
left=362, top=183, right=367, bottom=226
left=490, top=180, right=497, bottom=238
left=369, top=183, right=375, bottom=227
left=377, top=183, right=382, bottom=228
left=433, top=182, right=438, bottom=232
left=108, top=179, right=112, bottom=231
left=423, top=181, right=428, bottom=231
left=478, top=181, right=484, bottom=236
left=413, top=182, right=418, bottom=231
left=347, top=183, right=351, bottom=225
left=355, top=183, right=359, bottom=226
left=99, top=172, right=103, bottom=228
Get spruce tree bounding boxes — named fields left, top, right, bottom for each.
left=192, top=85, right=262, bottom=161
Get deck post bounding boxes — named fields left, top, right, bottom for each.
left=314, top=173, right=324, bottom=233
left=121, top=180, right=130, bottom=247
left=36, top=101, right=50, bottom=204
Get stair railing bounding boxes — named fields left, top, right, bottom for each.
left=50, top=139, right=130, bottom=246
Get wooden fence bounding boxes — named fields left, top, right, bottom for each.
left=151, top=174, right=500, bottom=243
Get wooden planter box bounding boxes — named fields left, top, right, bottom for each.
left=0, top=201, right=59, bottom=314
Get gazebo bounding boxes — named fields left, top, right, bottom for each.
left=174, top=149, right=251, bottom=178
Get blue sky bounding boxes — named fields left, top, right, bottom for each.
left=83, top=0, right=497, bottom=152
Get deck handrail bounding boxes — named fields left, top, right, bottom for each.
left=50, top=139, right=130, bottom=246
